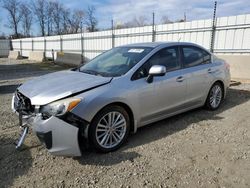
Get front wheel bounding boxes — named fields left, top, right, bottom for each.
left=89, top=105, right=130, bottom=152
left=205, top=82, right=223, bottom=110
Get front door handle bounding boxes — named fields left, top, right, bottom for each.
left=208, top=68, right=213, bottom=73
left=208, top=68, right=219, bottom=74
left=176, top=76, right=184, bottom=82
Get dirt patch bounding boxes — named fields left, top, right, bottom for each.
left=0, top=58, right=250, bottom=187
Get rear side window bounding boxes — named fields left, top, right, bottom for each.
left=182, top=46, right=211, bottom=68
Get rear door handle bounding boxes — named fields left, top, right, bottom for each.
left=176, top=76, right=184, bottom=82
left=208, top=68, right=214, bottom=73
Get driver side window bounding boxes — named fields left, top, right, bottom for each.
left=132, top=47, right=180, bottom=80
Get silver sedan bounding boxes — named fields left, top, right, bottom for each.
left=12, top=42, right=231, bottom=156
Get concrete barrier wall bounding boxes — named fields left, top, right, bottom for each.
left=217, top=54, right=250, bottom=80
left=28, top=51, right=45, bottom=62
left=8, top=51, right=21, bottom=59
left=0, top=40, right=10, bottom=57
left=55, top=52, right=83, bottom=66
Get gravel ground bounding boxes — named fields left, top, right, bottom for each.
left=0, top=58, right=250, bottom=188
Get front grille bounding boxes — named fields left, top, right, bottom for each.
left=14, top=91, right=34, bottom=115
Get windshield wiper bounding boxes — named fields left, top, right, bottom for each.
left=80, top=69, right=120, bottom=77
left=80, top=69, right=101, bottom=76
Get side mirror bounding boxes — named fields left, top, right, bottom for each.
left=146, top=65, right=166, bottom=83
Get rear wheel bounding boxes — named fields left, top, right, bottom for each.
left=205, top=82, right=223, bottom=110
left=89, top=105, right=130, bottom=152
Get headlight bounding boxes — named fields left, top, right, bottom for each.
left=40, top=98, right=81, bottom=117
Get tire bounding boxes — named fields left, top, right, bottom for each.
left=89, top=105, right=130, bottom=152
left=205, top=82, right=223, bottom=110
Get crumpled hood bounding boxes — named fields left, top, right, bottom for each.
left=18, top=70, right=112, bottom=105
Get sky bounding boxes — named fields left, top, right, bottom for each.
left=0, top=0, right=250, bottom=36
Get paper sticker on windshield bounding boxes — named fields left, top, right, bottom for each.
left=128, top=49, right=144, bottom=53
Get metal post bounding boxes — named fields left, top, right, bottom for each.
left=60, top=36, right=63, bottom=52
left=44, top=38, right=46, bottom=61
left=111, top=19, right=115, bottom=48
left=210, top=1, right=217, bottom=53
left=82, top=31, right=85, bottom=62
left=20, top=40, right=22, bottom=56
left=9, top=38, right=13, bottom=51
left=152, top=12, right=156, bottom=42
left=81, top=21, right=84, bottom=64
left=52, top=49, right=54, bottom=62
left=44, top=38, right=46, bottom=52
left=31, top=39, right=34, bottom=51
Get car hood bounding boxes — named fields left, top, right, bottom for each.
left=18, top=70, right=112, bottom=105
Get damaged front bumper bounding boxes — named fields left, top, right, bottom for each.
left=12, top=92, right=89, bottom=156
left=16, top=113, right=89, bottom=156
left=33, top=115, right=82, bottom=156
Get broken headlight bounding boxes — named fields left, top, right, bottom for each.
left=40, top=98, right=81, bottom=117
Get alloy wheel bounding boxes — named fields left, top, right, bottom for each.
left=209, top=85, right=222, bottom=109
left=95, top=111, right=127, bottom=149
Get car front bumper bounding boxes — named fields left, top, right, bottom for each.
left=31, top=115, right=82, bottom=156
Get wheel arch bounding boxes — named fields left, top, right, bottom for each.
left=90, top=102, right=136, bottom=134
left=212, top=80, right=225, bottom=98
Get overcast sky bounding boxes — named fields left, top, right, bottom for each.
left=0, top=0, right=250, bottom=35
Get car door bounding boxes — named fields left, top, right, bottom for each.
left=180, top=45, right=214, bottom=106
left=131, top=46, right=187, bottom=126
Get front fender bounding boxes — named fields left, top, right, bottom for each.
left=70, top=84, right=139, bottom=131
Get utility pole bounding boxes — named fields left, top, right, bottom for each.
left=210, top=1, right=217, bottom=53
left=44, top=37, right=46, bottom=61
left=20, top=40, right=22, bottom=56
left=81, top=21, right=84, bottom=64
left=111, top=19, right=115, bottom=48
left=152, top=12, right=156, bottom=42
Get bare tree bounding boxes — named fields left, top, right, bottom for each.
left=0, top=32, right=6, bottom=39
left=123, top=16, right=149, bottom=28
left=176, top=19, right=185, bottom=23
left=46, top=1, right=54, bottom=36
left=69, top=9, right=84, bottom=33
left=176, top=13, right=187, bottom=23
left=51, top=1, right=64, bottom=35
left=161, top=16, right=173, bottom=24
left=114, top=21, right=124, bottom=29
left=32, top=0, right=47, bottom=36
left=61, top=8, right=70, bottom=34
left=84, top=6, right=98, bottom=32
left=20, top=3, right=33, bottom=37
left=2, top=0, right=22, bottom=38
left=135, top=16, right=149, bottom=27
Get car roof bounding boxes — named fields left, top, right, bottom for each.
left=120, top=42, right=203, bottom=49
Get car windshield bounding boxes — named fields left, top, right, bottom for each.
left=79, top=46, right=153, bottom=77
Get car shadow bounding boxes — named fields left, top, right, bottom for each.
left=0, top=137, right=33, bottom=188
left=75, top=150, right=141, bottom=166
left=76, top=87, right=250, bottom=166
